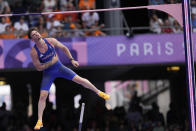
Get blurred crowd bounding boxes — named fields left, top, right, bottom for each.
left=0, top=0, right=106, bottom=39
left=149, top=0, right=196, bottom=34
left=149, top=14, right=183, bottom=34
left=0, top=0, right=195, bottom=39
left=0, top=91, right=189, bottom=131
left=149, top=0, right=182, bottom=34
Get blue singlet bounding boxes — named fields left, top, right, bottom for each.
left=34, top=38, right=56, bottom=64
left=34, top=38, right=77, bottom=91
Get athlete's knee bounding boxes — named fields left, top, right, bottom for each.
left=80, top=77, right=89, bottom=85
left=73, top=76, right=88, bottom=85
left=39, top=92, right=48, bottom=101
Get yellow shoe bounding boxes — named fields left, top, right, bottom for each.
left=34, top=120, right=43, bottom=130
left=98, top=91, right=110, bottom=100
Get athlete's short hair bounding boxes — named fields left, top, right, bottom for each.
left=28, top=27, right=38, bottom=39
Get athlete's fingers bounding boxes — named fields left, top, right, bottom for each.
left=75, top=61, right=79, bottom=67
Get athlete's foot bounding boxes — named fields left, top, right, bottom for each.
left=98, top=91, right=110, bottom=100
left=34, top=120, right=43, bottom=130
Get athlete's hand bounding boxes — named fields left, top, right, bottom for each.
left=71, top=60, right=79, bottom=67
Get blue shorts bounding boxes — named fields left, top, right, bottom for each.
left=41, top=61, right=77, bottom=91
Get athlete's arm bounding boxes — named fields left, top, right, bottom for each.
left=47, top=38, right=79, bottom=67
left=30, top=48, right=53, bottom=71
left=47, top=38, right=74, bottom=60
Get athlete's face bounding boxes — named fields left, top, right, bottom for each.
left=31, top=30, right=41, bottom=41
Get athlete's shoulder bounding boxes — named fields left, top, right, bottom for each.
left=45, top=37, right=56, bottom=42
left=45, top=37, right=57, bottom=47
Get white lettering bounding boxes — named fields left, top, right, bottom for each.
left=130, top=43, right=139, bottom=56
left=165, top=42, right=173, bottom=55
left=117, top=43, right=126, bottom=56
left=157, top=42, right=161, bottom=55
left=144, top=43, right=153, bottom=56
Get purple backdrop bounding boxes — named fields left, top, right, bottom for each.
left=0, top=34, right=190, bottom=69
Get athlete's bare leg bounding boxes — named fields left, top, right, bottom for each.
left=72, top=75, right=110, bottom=100
left=34, top=90, right=48, bottom=130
